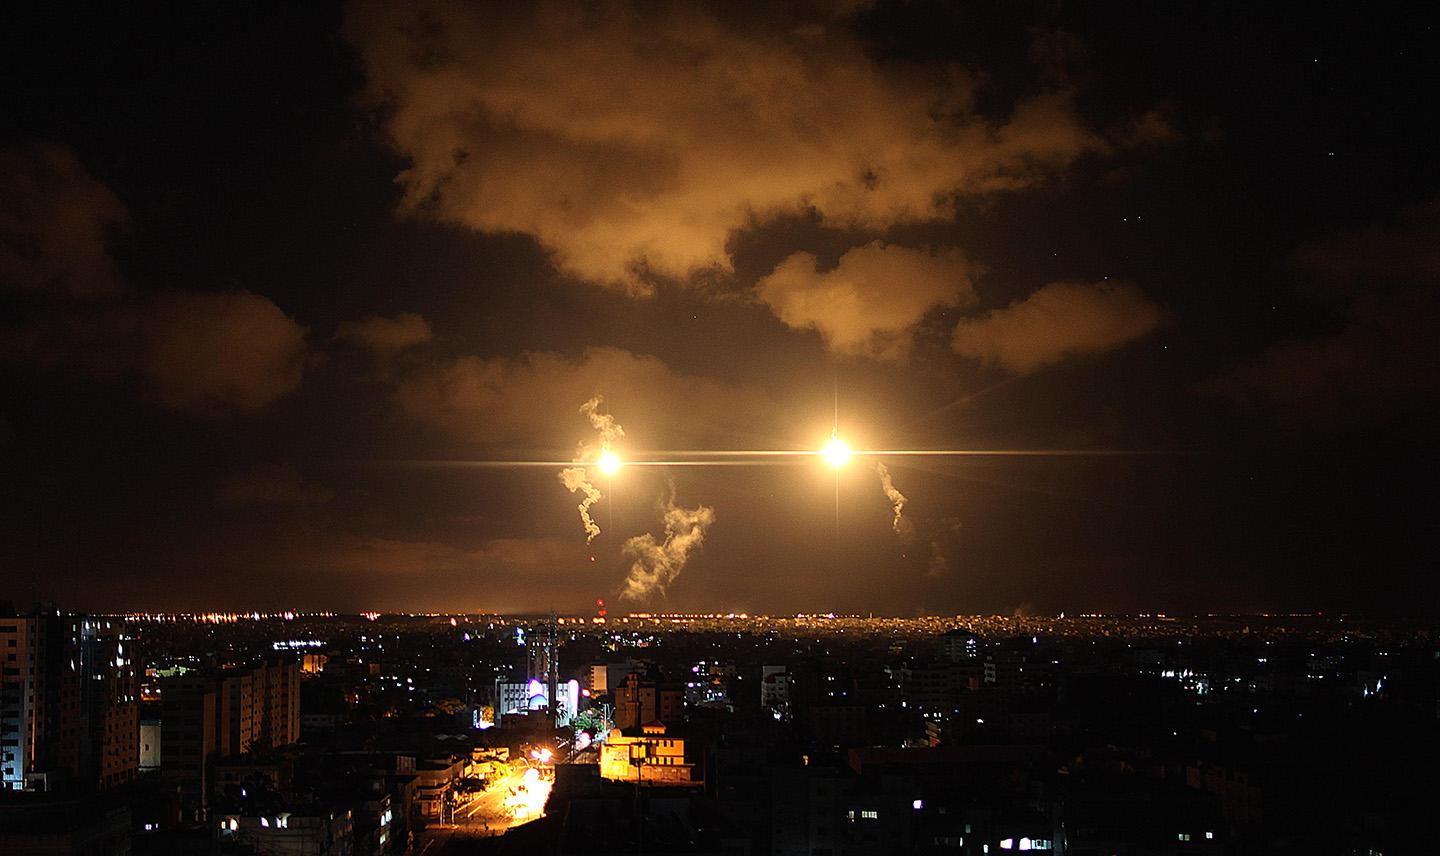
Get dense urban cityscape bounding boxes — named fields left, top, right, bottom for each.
left=3, top=605, right=1434, bottom=854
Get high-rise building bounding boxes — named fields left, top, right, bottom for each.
left=0, top=606, right=138, bottom=793
left=158, top=659, right=299, bottom=821
left=160, top=672, right=217, bottom=821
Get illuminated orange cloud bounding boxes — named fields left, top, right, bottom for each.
left=393, top=345, right=770, bottom=448
left=757, top=241, right=978, bottom=359
left=951, top=281, right=1164, bottom=374
left=345, top=1, right=1111, bottom=291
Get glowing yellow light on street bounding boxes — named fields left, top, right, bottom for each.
left=597, top=450, right=621, bottom=475
left=822, top=433, right=852, bottom=469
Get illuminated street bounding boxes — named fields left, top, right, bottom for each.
left=413, top=763, right=555, bottom=855
left=455, top=766, right=553, bottom=834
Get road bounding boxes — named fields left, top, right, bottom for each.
left=416, top=766, right=554, bottom=853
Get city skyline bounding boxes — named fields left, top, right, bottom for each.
left=3, top=2, right=1439, bottom=616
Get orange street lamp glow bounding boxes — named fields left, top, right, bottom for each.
left=822, top=433, right=852, bottom=469
left=597, top=450, right=622, bottom=475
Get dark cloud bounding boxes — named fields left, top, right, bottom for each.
left=0, top=143, right=127, bottom=298
left=0, top=144, right=311, bottom=416
left=137, top=290, right=309, bottom=414
left=756, top=242, right=977, bottom=359
left=1294, top=199, right=1440, bottom=289
left=288, top=534, right=583, bottom=576
left=336, top=312, right=433, bottom=354
left=217, top=463, right=335, bottom=507
left=950, top=281, right=1164, bottom=374
left=4, top=289, right=310, bottom=415
left=1200, top=291, right=1440, bottom=428
left=1204, top=201, right=1440, bottom=427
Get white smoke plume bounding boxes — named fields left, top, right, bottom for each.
left=619, top=496, right=716, bottom=601
left=559, top=396, right=625, bottom=542
left=876, top=461, right=911, bottom=538
left=559, top=466, right=602, bottom=543
left=580, top=395, right=625, bottom=448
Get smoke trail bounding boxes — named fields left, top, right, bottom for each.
left=559, top=397, right=625, bottom=542
left=559, top=466, right=602, bottom=543
left=619, top=496, right=716, bottom=601
left=875, top=460, right=910, bottom=537
left=580, top=396, right=625, bottom=447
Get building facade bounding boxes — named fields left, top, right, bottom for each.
left=0, top=608, right=138, bottom=793
left=599, top=722, right=699, bottom=786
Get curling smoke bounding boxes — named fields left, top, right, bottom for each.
left=559, top=396, right=625, bottom=542
left=581, top=395, right=625, bottom=447
left=620, top=495, right=716, bottom=601
left=559, top=466, right=603, bottom=543
left=876, top=461, right=911, bottom=538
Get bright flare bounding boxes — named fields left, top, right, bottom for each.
left=597, top=449, right=622, bottom=475
left=822, top=433, right=852, bottom=468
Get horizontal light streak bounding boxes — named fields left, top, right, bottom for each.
left=393, top=448, right=1170, bottom=469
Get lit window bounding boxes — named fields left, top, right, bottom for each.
left=1000, top=839, right=1013, bottom=850
left=912, top=799, right=923, bottom=810
left=861, top=810, right=878, bottom=820
left=1019, top=839, right=1031, bottom=851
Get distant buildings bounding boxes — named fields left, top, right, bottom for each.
left=613, top=671, right=683, bottom=730
left=761, top=665, right=791, bottom=722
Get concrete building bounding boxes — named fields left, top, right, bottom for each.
left=760, top=667, right=791, bottom=722
left=495, top=677, right=580, bottom=725
left=900, top=661, right=980, bottom=714
left=938, top=629, right=980, bottom=662
left=158, top=659, right=300, bottom=821
left=604, top=660, right=646, bottom=697
left=413, top=756, right=466, bottom=824
left=139, top=719, right=161, bottom=771
left=598, top=722, right=699, bottom=786
left=0, top=608, right=138, bottom=794
left=159, top=673, right=217, bottom=821
left=613, top=671, right=683, bottom=730
left=586, top=663, right=608, bottom=694
left=216, top=808, right=355, bottom=856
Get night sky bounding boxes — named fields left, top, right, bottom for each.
left=2, top=2, right=1437, bottom=615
